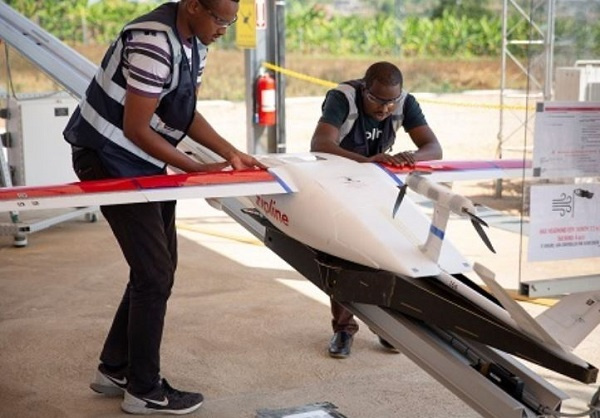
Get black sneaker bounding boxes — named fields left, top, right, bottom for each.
left=90, top=363, right=128, bottom=397
left=121, top=378, right=203, bottom=415
left=328, top=331, right=353, bottom=358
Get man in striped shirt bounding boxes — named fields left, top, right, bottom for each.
left=64, top=0, right=253, bottom=415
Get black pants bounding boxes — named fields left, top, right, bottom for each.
left=73, top=147, right=177, bottom=394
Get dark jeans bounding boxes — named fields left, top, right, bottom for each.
left=73, top=147, right=177, bottom=394
left=330, top=298, right=359, bottom=335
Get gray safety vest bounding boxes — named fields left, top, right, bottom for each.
left=336, top=80, right=407, bottom=155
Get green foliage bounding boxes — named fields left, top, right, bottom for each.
left=431, top=0, right=493, bottom=19
left=86, top=0, right=160, bottom=44
left=285, top=3, right=505, bottom=57
left=554, top=15, right=600, bottom=59
left=5, top=0, right=160, bottom=44
left=4, top=0, right=600, bottom=59
left=6, top=0, right=88, bottom=43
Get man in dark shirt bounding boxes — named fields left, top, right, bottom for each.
left=310, top=61, right=443, bottom=358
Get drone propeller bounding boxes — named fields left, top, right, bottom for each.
left=464, top=209, right=496, bottom=253
left=392, top=183, right=408, bottom=218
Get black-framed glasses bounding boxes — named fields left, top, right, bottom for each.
left=364, top=88, right=403, bottom=107
left=197, top=0, right=238, bottom=28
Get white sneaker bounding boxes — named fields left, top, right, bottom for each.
left=89, top=364, right=127, bottom=397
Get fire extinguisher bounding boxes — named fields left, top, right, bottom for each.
left=255, top=68, right=276, bottom=126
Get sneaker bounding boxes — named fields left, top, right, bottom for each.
left=90, top=363, right=128, bottom=396
left=121, top=378, right=203, bottom=415
left=328, top=331, right=353, bottom=359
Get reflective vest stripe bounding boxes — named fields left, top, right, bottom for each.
left=79, top=100, right=165, bottom=167
left=94, top=66, right=126, bottom=107
left=80, top=21, right=186, bottom=168
left=337, top=84, right=358, bottom=141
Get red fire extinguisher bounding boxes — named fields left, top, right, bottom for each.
left=256, top=68, right=276, bottom=126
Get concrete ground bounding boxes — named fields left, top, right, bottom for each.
left=1, top=93, right=599, bottom=417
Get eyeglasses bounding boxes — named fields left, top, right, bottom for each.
left=364, top=88, right=404, bottom=107
left=197, top=0, right=238, bottom=28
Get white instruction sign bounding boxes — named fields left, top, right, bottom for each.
left=532, top=102, right=600, bottom=178
left=528, top=183, right=600, bottom=261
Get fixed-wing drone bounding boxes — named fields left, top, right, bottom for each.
left=2, top=1, right=599, bottom=415
left=1, top=151, right=599, bottom=390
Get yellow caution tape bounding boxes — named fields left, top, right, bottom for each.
left=263, top=61, right=337, bottom=88
left=262, top=61, right=536, bottom=111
